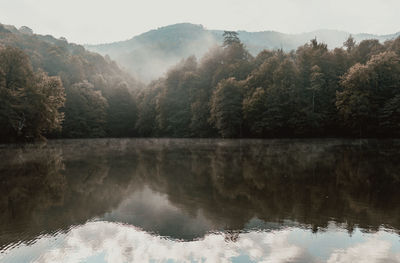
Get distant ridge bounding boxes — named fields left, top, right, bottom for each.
left=86, top=23, right=400, bottom=82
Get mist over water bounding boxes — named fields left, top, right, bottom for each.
left=0, top=139, right=399, bottom=262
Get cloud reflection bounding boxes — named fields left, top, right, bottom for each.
left=327, top=237, right=400, bottom=263
left=32, top=222, right=306, bottom=263
left=2, top=221, right=399, bottom=263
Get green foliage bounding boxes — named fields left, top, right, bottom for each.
left=343, top=35, right=356, bottom=52
left=210, top=78, right=243, bottom=138
left=0, top=47, right=65, bottom=142
left=156, top=57, right=198, bottom=137
left=243, top=87, right=268, bottom=136
left=135, top=82, right=162, bottom=137
left=0, top=23, right=142, bottom=140
left=62, top=82, right=108, bottom=138
left=105, top=82, right=137, bottom=137
left=133, top=34, right=400, bottom=138
left=380, top=94, right=400, bottom=136
left=352, top=39, right=384, bottom=64
left=223, top=31, right=240, bottom=47
left=337, top=51, right=400, bottom=136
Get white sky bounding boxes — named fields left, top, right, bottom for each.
left=1, top=0, right=399, bottom=44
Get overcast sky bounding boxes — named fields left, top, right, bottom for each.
left=1, top=0, right=399, bottom=44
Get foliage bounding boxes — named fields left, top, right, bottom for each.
left=62, top=81, right=108, bottom=138
left=0, top=23, right=142, bottom=140
left=337, top=51, right=400, bottom=136
left=0, top=46, right=65, bottom=142
left=210, top=78, right=243, bottom=138
left=133, top=33, right=400, bottom=138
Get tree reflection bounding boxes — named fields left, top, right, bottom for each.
left=0, top=144, right=65, bottom=248
left=0, top=139, right=399, bottom=247
left=134, top=139, right=400, bottom=235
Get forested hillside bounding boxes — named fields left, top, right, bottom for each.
left=1, top=24, right=399, bottom=142
left=86, top=23, right=400, bottom=82
left=0, top=24, right=142, bottom=142
left=136, top=32, right=400, bottom=138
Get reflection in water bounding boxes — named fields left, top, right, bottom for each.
left=1, top=222, right=400, bottom=263
left=0, top=139, right=399, bottom=262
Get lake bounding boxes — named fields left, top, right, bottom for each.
left=0, top=139, right=399, bottom=263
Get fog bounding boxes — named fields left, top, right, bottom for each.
left=1, top=0, right=399, bottom=44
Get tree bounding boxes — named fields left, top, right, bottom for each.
left=0, top=47, right=65, bottom=142
left=24, top=72, right=65, bottom=139
left=223, top=31, right=240, bottom=47
left=268, top=57, right=300, bottom=135
left=242, top=52, right=285, bottom=136
left=353, top=39, right=384, bottom=64
left=189, top=47, right=225, bottom=137
left=343, top=35, right=356, bottom=52
left=309, top=65, right=324, bottom=114
left=62, top=81, right=108, bottom=138
left=213, top=33, right=253, bottom=87
left=336, top=51, right=400, bottom=136
left=380, top=94, right=400, bottom=136
left=210, top=78, right=243, bottom=138
left=105, top=82, right=137, bottom=137
left=135, top=81, right=162, bottom=137
left=156, top=57, right=197, bottom=137
left=243, top=87, right=268, bottom=137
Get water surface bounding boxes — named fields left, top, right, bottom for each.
left=0, top=139, right=399, bottom=262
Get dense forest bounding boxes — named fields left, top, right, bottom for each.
left=0, top=24, right=142, bottom=142
left=139, top=32, right=400, bottom=138
left=1, top=24, right=400, bottom=142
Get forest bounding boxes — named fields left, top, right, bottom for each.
left=1, top=24, right=400, bottom=142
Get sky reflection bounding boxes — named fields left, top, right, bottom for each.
left=1, top=221, right=399, bottom=263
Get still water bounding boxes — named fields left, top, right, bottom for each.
left=0, top=139, right=399, bottom=263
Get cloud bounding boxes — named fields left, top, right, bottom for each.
left=1, top=0, right=399, bottom=43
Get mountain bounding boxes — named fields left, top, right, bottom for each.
left=86, top=23, right=400, bottom=82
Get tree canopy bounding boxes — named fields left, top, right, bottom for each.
left=0, top=47, right=65, bottom=142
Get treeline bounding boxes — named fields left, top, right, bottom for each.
left=1, top=24, right=400, bottom=141
left=138, top=32, right=400, bottom=138
left=0, top=24, right=142, bottom=142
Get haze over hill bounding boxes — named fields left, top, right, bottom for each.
left=86, top=23, right=400, bottom=82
